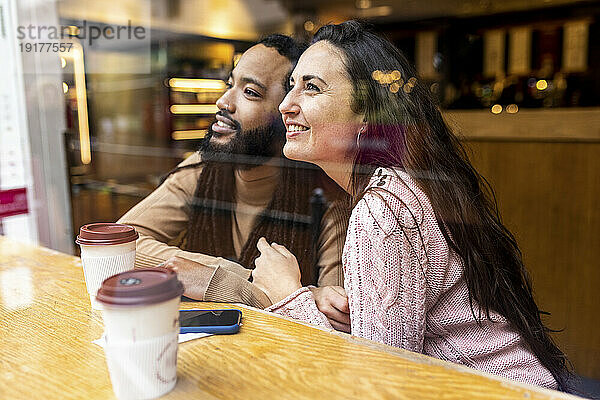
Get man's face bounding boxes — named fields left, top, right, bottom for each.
left=202, top=44, right=292, bottom=161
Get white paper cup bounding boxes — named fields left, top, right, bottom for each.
left=80, top=241, right=136, bottom=309
left=104, top=331, right=178, bottom=400
left=101, top=296, right=180, bottom=341
left=96, top=269, right=184, bottom=400
left=76, top=223, right=139, bottom=310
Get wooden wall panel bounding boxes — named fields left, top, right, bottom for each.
left=463, top=140, right=600, bottom=378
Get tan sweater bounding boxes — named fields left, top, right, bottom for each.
left=118, top=152, right=346, bottom=309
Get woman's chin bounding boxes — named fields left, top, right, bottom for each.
left=283, top=142, right=310, bottom=163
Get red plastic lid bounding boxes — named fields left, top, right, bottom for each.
left=96, top=268, right=184, bottom=307
left=76, top=223, right=139, bottom=246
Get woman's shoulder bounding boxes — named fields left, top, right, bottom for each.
left=364, top=167, right=429, bottom=212
left=352, top=167, right=432, bottom=235
left=367, top=167, right=422, bottom=194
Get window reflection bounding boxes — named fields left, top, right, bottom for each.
left=0, top=267, right=34, bottom=311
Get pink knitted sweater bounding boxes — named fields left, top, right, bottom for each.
left=266, top=168, right=558, bottom=390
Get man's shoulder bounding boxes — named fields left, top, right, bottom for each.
left=162, top=152, right=204, bottom=192
left=177, top=152, right=203, bottom=168
left=323, top=199, right=351, bottom=225
left=169, top=152, right=204, bottom=181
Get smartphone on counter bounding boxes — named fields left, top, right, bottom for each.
left=179, top=309, right=242, bottom=334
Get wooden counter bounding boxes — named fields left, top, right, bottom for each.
left=0, top=237, right=581, bottom=399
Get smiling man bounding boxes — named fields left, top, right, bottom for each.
left=118, top=35, right=352, bottom=332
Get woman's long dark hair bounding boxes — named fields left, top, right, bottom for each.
left=313, top=21, right=571, bottom=390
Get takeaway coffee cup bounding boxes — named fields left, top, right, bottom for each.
left=76, top=223, right=139, bottom=310
left=96, top=268, right=184, bottom=400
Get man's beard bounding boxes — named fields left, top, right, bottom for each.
left=199, top=113, right=286, bottom=170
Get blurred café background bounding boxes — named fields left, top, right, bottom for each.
left=1, top=0, right=598, bottom=384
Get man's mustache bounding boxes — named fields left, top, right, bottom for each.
left=215, top=110, right=241, bottom=131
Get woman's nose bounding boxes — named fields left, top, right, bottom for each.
left=279, top=91, right=299, bottom=116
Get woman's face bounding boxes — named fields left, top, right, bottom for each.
left=279, top=41, right=364, bottom=167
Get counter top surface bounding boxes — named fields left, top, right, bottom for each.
left=0, top=236, right=579, bottom=399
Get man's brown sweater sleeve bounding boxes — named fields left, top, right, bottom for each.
left=117, top=153, right=272, bottom=308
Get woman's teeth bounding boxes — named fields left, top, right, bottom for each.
left=288, top=125, right=309, bottom=132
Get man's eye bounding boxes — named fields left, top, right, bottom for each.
left=245, top=88, right=260, bottom=97
left=225, top=82, right=233, bottom=89
left=306, top=82, right=320, bottom=92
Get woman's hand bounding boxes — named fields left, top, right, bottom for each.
left=310, top=286, right=351, bottom=332
left=252, top=237, right=302, bottom=304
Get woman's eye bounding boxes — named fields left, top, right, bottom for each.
left=306, top=82, right=320, bottom=92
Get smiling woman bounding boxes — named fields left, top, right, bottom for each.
left=251, top=20, right=574, bottom=393
left=280, top=41, right=363, bottom=181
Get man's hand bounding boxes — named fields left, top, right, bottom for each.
left=310, top=286, right=350, bottom=333
left=161, top=256, right=212, bottom=300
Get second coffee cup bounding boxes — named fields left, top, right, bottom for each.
left=97, top=268, right=184, bottom=400
left=76, top=223, right=138, bottom=310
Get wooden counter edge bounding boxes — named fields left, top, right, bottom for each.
left=226, top=302, right=583, bottom=400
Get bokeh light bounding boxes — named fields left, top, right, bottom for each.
left=506, top=104, right=519, bottom=114
left=536, top=79, right=548, bottom=91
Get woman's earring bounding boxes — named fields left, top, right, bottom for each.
left=356, top=126, right=366, bottom=148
